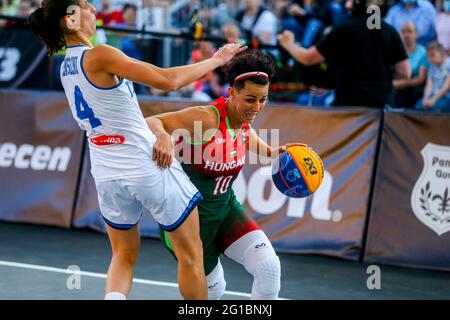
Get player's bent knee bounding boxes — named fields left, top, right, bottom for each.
left=253, top=255, right=281, bottom=297
left=243, top=246, right=281, bottom=299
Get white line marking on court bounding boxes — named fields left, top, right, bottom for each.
left=0, top=260, right=288, bottom=299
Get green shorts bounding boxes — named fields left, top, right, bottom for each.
left=160, top=194, right=261, bottom=275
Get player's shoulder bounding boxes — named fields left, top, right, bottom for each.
left=190, top=105, right=219, bottom=130
left=82, top=44, right=127, bottom=72
left=85, top=44, right=122, bottom=62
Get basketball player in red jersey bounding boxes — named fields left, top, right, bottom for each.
left=146, top=50, right=305, bottom=300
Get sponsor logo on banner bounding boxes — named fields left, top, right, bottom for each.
left=411, top=143, right=450, bottom=236
left=233, top=168, right=342, bottom=222
left=0, top=142, right=71, bottom=172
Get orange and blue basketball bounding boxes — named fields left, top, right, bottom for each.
left=272, top=145, right=324, bottom=198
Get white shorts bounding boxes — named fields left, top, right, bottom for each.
left=95, top=160, right=202, bottom=231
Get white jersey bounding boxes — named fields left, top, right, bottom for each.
left=60, top=45, right=156, bottom=182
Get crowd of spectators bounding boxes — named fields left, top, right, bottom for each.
left=1, top=0, right=449, bottom=111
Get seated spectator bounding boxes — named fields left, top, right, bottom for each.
left=4, top=0, right=37, bottom=28
left=139, top=0, right=170, bottom=31
left=222, top=22, right=244, bottom=43
left=288, top=0, right=348, bottom=48
left=416, top=42, right=450, bottom=111
left=436, top=0, right=450, bottom=54
left=118, top=3, right=147, bottom=94
left=0, top=0, right=19, bottom=16
left=278, top=0, right=411, bottom=108
left=189, top=41, right=218, bottom=100
left=276, top=0, right=305, bottom=42
left=394, top=22, right=428, bottom=108
left=385, top=0, right=437, bottom=46
left=96, top=0, right=124, bottom=26
left=235, top=0, right=278, bottom=45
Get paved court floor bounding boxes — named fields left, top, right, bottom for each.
left=0, top=222, right=449, bottom=300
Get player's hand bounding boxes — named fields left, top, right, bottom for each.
left=212, top=42, right=248, bottom=67
left=272, top=143, right=308, bottom=156
left=278, top=30, right=295, bottom=50
left=153, top=132, right=173, bottom=168
left=279, top=143, right=308, bottom=153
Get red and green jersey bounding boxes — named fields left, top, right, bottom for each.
left=177, top=96, right=250, bottom=211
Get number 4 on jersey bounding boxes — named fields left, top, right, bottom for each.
left=74, top=85, right=102, bottom=129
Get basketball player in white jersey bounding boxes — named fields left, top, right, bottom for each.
left=28, top=0, right=246, bottom=300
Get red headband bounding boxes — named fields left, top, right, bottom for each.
left=234, top=71, right=269, bottom=83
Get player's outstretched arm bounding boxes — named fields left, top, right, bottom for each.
left=248, top=128, right=307, bottom=158
left=87, top=43, right=246, bottom=91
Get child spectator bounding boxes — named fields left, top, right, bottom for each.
left=416, top=42, right=450, bottom=111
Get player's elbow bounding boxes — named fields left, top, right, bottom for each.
left=166, top=76, right=185, bottom=91
left=160, top=81, right=178, bottom=91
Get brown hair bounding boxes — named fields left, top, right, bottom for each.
left=427, top=41, right=446, bottom=54
left=225, top=50, right=276, bottom=91
left=28, top=0, right=79, bottom=55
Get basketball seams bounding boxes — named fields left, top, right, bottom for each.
left=277, top=153, right=303, bottom=197
left=286, top=147, right=314, bottom=192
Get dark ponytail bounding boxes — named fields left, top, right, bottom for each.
left=28, top=0, right=78, bottom=56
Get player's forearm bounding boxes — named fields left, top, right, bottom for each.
left=146, top=117, right=170, bottom=138
left=164, top=58, right=220, bottom=90
left=249, top=133, right=274, bottom=158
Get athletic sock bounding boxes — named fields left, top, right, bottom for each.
left=105, top=291, right=127, bottom=300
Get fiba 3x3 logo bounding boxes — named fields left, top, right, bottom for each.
left=411, top=143, right=450, bottom=236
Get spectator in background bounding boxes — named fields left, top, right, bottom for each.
left=119, top=3, right=147, bottom=94
left=222, top=22, right=243, bottom=43
left=278, top=0, right=411, bottom=108
left=4, top=0, right=37, bottom=28
left=436, top=0, right=450, bottom=54
left=416, top=42, right=450, bottom=111
left=235, top=0, right=278, bottom=45
left=140, top=0, right=170, bottom=31
left=283, top=0, right=348, bottom=48
left=96, top=0, right=124, bottom=26
left=394, top=22, right=428, bottom=108
left=188, top=41, right=219, bottom=101
left=0, top=0, right=19, bottom=16
left=385, top=0, right=437, bottom=46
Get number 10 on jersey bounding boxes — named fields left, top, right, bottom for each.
left=213, top=175, right=233, bottom=195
